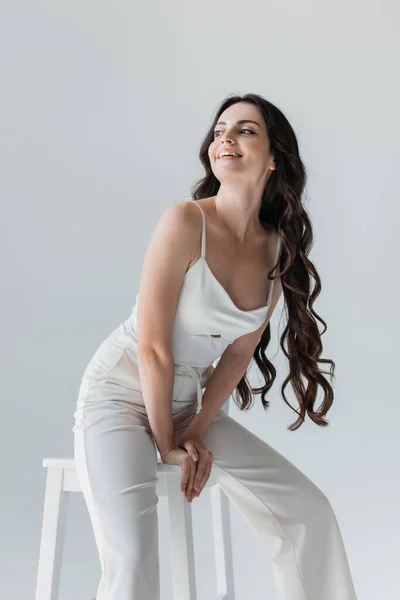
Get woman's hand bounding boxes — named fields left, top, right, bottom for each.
left=178, top=436, right=214, bottom=501
left=160, top=442, right=201, bottom=502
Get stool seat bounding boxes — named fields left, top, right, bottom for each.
left=35, top=407, right=235, bottom=599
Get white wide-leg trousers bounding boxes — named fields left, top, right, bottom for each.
left=72, top=325, right=358, bottom=600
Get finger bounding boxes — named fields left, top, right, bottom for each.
left=199, top=459, right=213, bottom=493
left=182, top=456, right=194, bottom=496
left=186, top=461, right=196, bottom=500
left=198, top=469, right=211, bottom=495
left=181, top=454, right=195, bottom=494
left=194, top=453, right=207, bottom=491
left=184, top=441, right=198, bottom=462
left=180, top=461, right=190, bottom=494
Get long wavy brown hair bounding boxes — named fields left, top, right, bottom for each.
left=190, top=93, right=335, bottom=431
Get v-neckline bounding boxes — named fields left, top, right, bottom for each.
left=185, top=256, right=270, bottom=315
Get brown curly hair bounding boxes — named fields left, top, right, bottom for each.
left=190, top=93, right=335, bottom=431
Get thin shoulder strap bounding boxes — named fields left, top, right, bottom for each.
left=191, top=200, right=206, bottom=258
left=266, top=232, right=282, bottom=307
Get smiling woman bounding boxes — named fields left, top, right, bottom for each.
left=191, top=95, right=336, bottom=431
left=72, top=92, right=358, bottom=600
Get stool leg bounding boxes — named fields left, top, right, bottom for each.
left=166, top=473, right=197, bottom=600
left=211, top=486, right=235, bottom=600
left=35, top=467, right=68, bottom=600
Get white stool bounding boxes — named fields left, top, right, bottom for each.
left=35, top=409, right=235, bottom=600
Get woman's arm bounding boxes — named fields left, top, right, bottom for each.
left=179, top=277, right=283, bottom=442
left=135, top=201, right=201, bottom=459
left=137, top=348, right=178, bottom=458
left=179, top=349, right=253, bottom=441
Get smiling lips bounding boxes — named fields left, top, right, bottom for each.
left=217, top=152, right=242, bottom=160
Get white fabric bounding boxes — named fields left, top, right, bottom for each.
left=73, top=346, right=357, bottom=599
left=72, top=200, right=358, bottom=599
left=123, top=200, right=282, bottom=413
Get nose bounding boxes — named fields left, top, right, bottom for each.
left=220, top=131, right=235, bottom=144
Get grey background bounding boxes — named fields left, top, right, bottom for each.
left=1, top=1, right=399, bottom=599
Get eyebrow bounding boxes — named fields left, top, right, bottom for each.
left=215, top=119, right=261, bottom=128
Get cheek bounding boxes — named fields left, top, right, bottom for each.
left=208, top=144, right=216, bottom=162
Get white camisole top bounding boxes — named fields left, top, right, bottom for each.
left=124, top=199, right=282, bottom=413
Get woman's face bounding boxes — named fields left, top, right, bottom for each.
left=208, top=102, right=275, bottom=184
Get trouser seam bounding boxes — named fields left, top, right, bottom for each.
left=212, top=462, right=310, bottom=600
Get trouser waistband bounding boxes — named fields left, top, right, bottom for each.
left=174, top=363, right=213, bottom=414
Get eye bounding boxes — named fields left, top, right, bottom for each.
left=214, top=128, right=254, bottom=137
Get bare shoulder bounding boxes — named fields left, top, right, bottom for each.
left=153, top=200, right=202, bottom=253
left=166, top=199, right=209, bottom=263
left=134, top=200, right=203, bottom=352
left=165, top=198, right=208, bottom=231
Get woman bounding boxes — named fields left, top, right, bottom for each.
left=73, top=93, right=358, bottom=599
